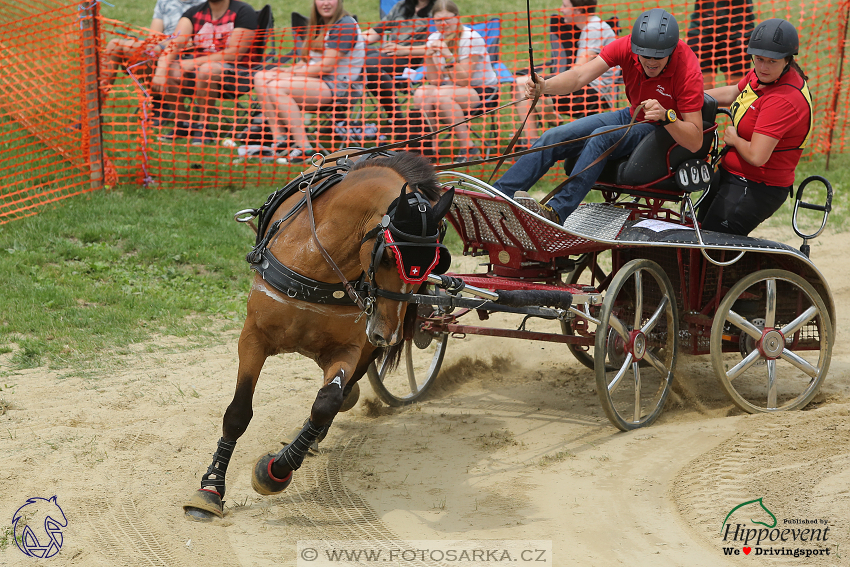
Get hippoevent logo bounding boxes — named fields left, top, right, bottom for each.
left=12, top=496, right=67, bottom=558
left=720, top=498, right=831, bottom=558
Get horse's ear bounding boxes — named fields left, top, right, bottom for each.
left=431, top=188, right=455, bottom=220
left=395, top=183, right=411, bottom=220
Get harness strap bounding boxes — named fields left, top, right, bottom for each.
left=250, top=247, right=368, bottom=305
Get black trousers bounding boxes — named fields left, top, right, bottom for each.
left=698, top=167, right=790, bottom=236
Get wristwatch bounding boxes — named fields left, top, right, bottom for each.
left=662, top=109, right=678, bottom=125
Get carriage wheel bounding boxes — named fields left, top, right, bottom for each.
left=710, top=269, right=833, bottom=413
left=562, top=251, right=614, bottom=370
left=595, top=259, right=678, bottom=431
left=366, top=299, right=448, bottom=406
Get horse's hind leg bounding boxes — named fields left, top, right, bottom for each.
left=184, top=326, right=269, bottom=521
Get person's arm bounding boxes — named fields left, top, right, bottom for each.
left=150, top=19, right=165, bottom=34
left=527, top=55, right=610, bottom=97
left=364, top=28, right=381, bottom=44
left=643, top=99, right=704, bottom=153
left=423, top=39, right=444, bottom=83
left=706, top=84, right=742, bottom=106
left=723, top=129, right=779, bottom=167
left=152, top=16, right=192, bottom=90
left=188, top=27, right=255, bottom=67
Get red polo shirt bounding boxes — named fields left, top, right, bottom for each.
left=721, top=69, right=811, bottom=187
left=600, top=36, right=704, bottom=121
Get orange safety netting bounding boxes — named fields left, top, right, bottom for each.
left=1, top=0, right=850, bottom=214
left=0, top=0, right=105, bottom=223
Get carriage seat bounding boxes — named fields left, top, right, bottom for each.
left=562, top=94, right=718, bottom=193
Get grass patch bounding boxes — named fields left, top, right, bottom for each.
left=538, top=450, right=575, bottom=467
left=476, top=429, right=519, bottom=449
left=0, top=184, right=264, bottom=372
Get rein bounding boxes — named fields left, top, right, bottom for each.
left=301, top=154, right=370, bottom=312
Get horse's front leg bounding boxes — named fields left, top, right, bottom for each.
left=184, top=323, right=269, bottom=521
left=251, top=349, right=362, bottom=495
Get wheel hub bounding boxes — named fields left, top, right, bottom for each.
left=629, top=330, right=647, bottom=361
left=758, top=328, right=785, bottom=359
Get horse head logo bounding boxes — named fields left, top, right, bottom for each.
left=720, top=497, right=777, bottom=534
left=12, top=496, right=67, bottom=558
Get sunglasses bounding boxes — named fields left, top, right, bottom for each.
left=639, top=55, right=666, bottom=61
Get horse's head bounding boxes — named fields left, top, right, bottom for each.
left=362, top=184, right=455, bottom=347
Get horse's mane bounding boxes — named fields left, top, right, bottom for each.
left=350, top=152, right=441, bottom=202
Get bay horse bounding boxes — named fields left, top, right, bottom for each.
left=184, top=151, right=454, bottom=521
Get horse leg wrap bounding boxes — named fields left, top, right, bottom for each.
left=200, top=437, right=237, bottom=497
left=273, top=420, right=327, bottom=472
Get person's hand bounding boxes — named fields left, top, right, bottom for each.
left=525, top=73, right=545, bottom=99
left=641, top=98, right=667, bottom=122
left=179, top=58, right=196, bottom=73
left=380, top=41, right=403, bottom=55
left=151, top=69, right=167, bottom=93
left=724, top=125, right=740, bottom=147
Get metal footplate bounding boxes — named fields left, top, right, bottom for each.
left=561, top=203, right=632, bottom=241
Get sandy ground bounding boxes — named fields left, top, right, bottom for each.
left=0, top=228, right=848, bottom=567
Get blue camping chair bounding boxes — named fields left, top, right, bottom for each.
left=380, top=0, right=396, bottom=19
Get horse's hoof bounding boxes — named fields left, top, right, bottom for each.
left=183, top=489, right=223, bottom=521
left=251, top=452, right=293, bottom=495
left=339, top=382, right=360, bottom=412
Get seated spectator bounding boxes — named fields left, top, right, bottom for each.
left=252, top=0, right=365, bottom=163
left=698, top=19, right=813, bottom=236
left=361, top=0, right=435, bottom=138
left=411, top=0, right=498, bottom=163
left=513, top=0, right=616, bottom=144
left=687, top=0, right=756, bottom=89
left=101, top=0, right=206, bottom=109
left=151, top=0, right=258, bottom=145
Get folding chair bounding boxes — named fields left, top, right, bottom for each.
left=379, top=0, right=396, bottom=19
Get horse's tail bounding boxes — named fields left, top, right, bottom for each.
left=380, top=302, right=419, bottom=373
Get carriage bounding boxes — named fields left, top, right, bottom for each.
left=183, top=93, right=834, bottom=522
left=366, top=95, right=835, bottom=431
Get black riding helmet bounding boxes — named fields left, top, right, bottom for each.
left=631, top=8, right=680, bottom=58
left=747, top=18, right=799, bottom=59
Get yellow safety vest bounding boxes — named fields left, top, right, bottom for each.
left=729, top=78, right=813, bottom=149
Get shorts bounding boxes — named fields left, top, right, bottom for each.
left=551, top=85, right=602, bottom=118
left=687, top=0, right=755, bottom=74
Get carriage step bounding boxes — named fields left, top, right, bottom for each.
left=562, top=203, right=632, bottom=241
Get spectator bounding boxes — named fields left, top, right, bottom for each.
left=100, top=0, right=206, bottom=104
left=252, top=0, right=365, bottom=163
left=513, top=0, right=616, bottom=144
left=687, top=0, right=756, bottom=89
left=360, top=0, right=435, bottom=139
left=151, top=0, right=258, bottom=145
left=698, top=19, right=813, bottom=236
left=411, top=0, right=498, bottom=163
left=493, top=9, right=704, bottom=224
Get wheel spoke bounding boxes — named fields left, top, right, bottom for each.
left=767, top=359, right=777, bottom=409
left=633, top=270, right=643, bottom=329
left=608, top=312, right=630, bottom=342
left=727, top=309, right=763, bottom=341
left=779, top=348, right=820, bottom=378
left=641, top=296, right=669, bottom=334
left=644, top=349, right=668, bottom=376
left=764, top=278, right=777, bottom=328
left=632, top=361, right=641, bottom=422
left=727, top=348, right=762, bottom=381
left=607, top=352, right=634, bottom=393
left=782, top=306, right=818, bottom=337
left=404, top=342, right=419, bottom=394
